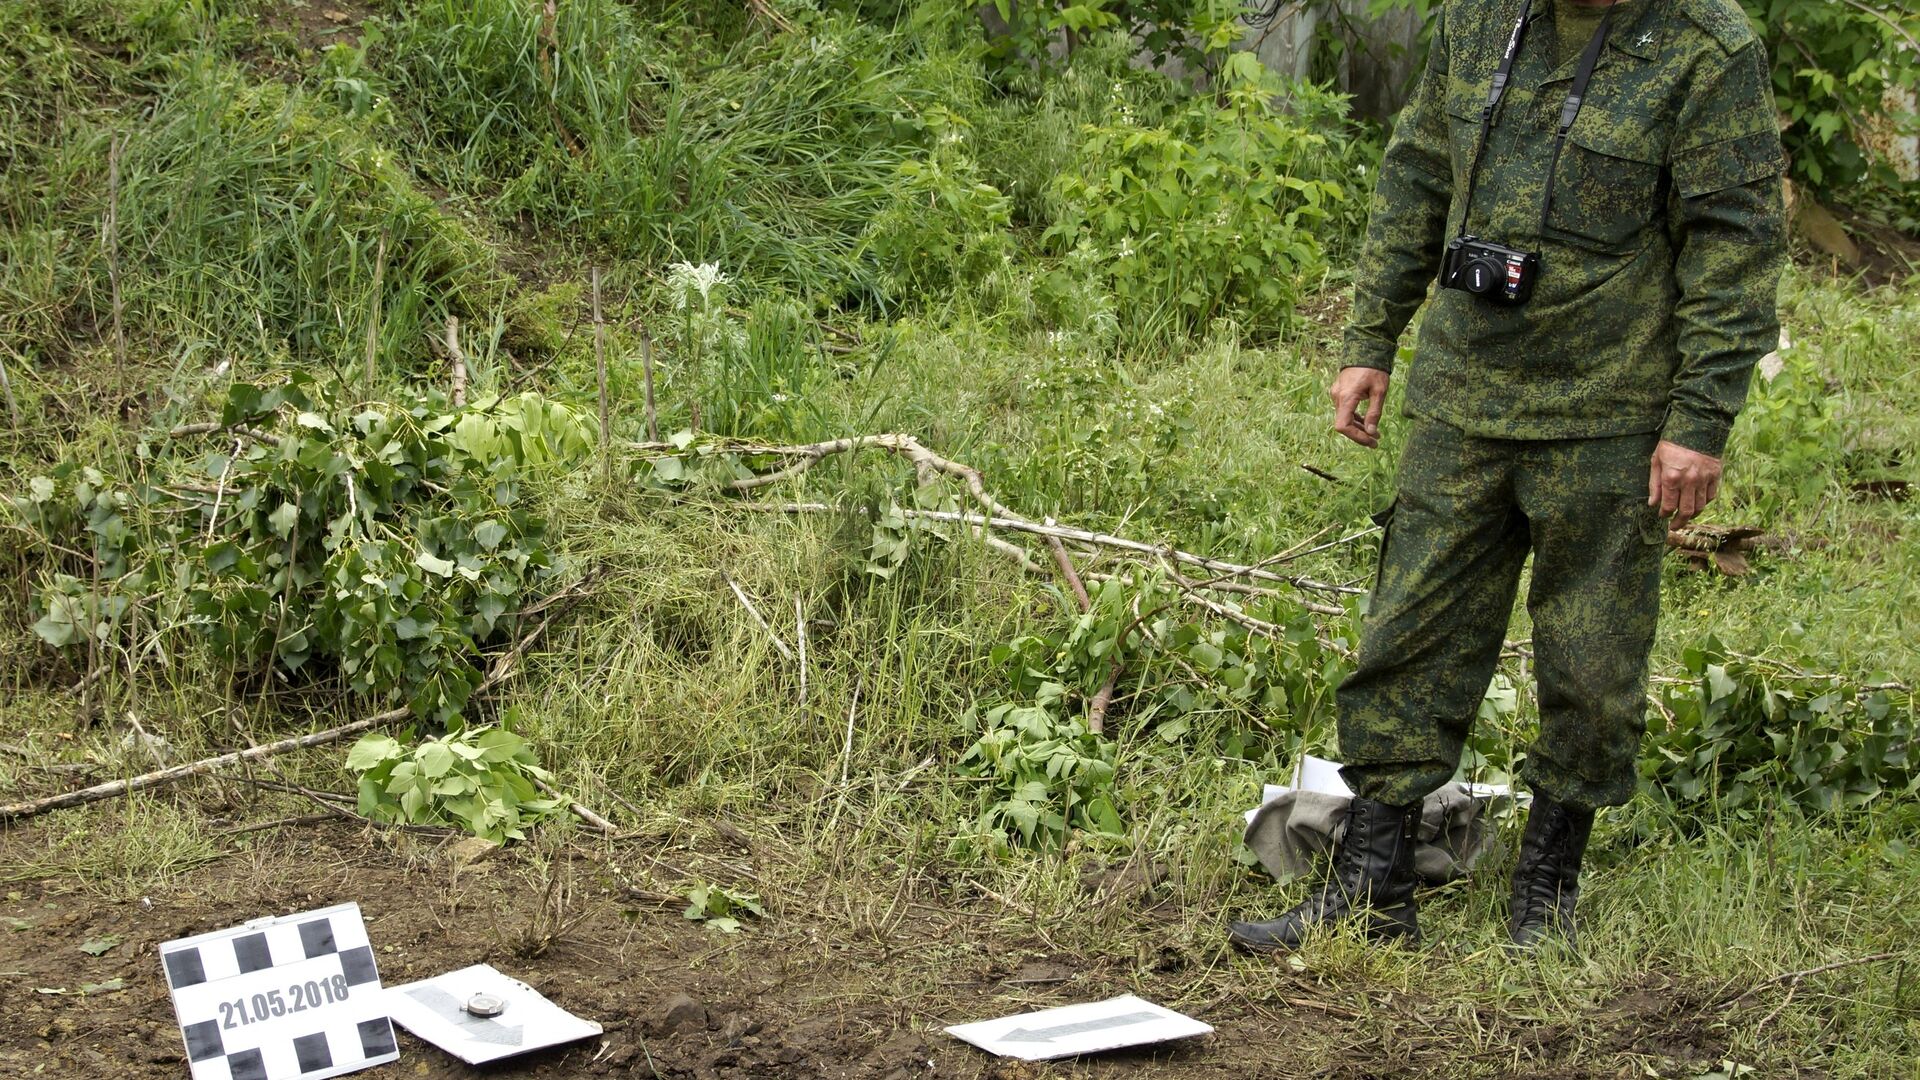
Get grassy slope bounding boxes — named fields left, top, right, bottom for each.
left=0, top=1, right=1916, bottom=1076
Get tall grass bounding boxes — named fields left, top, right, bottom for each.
left=0, top=2, right=1915, bottom=1074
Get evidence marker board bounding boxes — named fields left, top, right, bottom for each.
left=160, top=902, right=399, bottom=1080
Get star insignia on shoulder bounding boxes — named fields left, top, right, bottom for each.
left=1636, top=31, right=1655, bottom=48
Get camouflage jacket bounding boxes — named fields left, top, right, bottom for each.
left=1340, top=0, right=1787, bottom=456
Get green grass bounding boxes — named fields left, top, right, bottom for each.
left=0, top=1, right=1916, bottom=1075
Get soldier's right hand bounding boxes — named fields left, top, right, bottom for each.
left=1329, top=366, right=1391, bottom=449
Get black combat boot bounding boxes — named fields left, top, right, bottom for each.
left=1228, top=796, right=1422, bottom=952
left=1506, top=793, right=1596, bottom=950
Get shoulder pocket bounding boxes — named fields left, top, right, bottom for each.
left=1547, top=110, right=1667, bottom=253
left=1672, top=128, right=1784, bottom=199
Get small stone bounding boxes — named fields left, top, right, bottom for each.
left=656, top=992, right=707, bottom=1033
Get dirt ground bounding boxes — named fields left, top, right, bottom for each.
left=0, top=815, right=1733, bottom=1080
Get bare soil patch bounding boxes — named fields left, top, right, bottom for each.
left=0, top=819, right=1732, bottom=1079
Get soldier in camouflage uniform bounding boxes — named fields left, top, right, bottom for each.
left=1231, top=0, right=1786, bottom=952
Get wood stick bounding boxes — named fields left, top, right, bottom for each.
left=722, top=574, right=795, bottom=661
left=215, top=813, right=335, bottom=837
left=1719, top=951, right=1899, bottom=1010
left=634, top=436, right=1355, bottom=598
left=592, top=267, right=609, bottom=476
left=740, top=500, right=1356, bottom=601
left=840, top=682, right=860, bottom=784
left=106, top=136, right=126, bottom=378
left=1044, top=517, right=1091, bottom=613
left=167, top=421, right=282, bottom=446
left=0, top=345, right=20, bottom=428
left=204, top=438, right=240, bottom=540
left=364, top=232, right=386, bottom=388
left=445, top=315, right=466, bottom=408
left=0, top=588, right=580, bottom=821
left=639, top=324, right=659, bottom=443
left=534, top=776, right=616, bottom=834
left=1086, top=662, right=1120, bottom=735
left=795, top=596, right=808, bottom=706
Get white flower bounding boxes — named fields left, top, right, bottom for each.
left=667, top=262, right=729, bottom=309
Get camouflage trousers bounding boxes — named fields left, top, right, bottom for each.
left=1336, top=418, right=1667, bottom=810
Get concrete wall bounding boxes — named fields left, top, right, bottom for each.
left=1245, top=0, right=1426, bottom=121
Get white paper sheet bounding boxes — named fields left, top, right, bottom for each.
left=384, top=963, right=602, bottom=1065
left=945, top=994, right=1211, bottom=1062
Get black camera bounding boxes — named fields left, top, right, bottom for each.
left=1442, top=235, right=1540, bottom=306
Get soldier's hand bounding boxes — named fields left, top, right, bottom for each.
left=1648, top=440, right=1722, bottom=527
left=1329, top=366, right=1390, bottom=449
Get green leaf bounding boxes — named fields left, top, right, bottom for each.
left=346, top=735, right=403, bottom=772
left=415, top=551, right=455, bottom=577
left=416, top=741, right=456, bottom=779
left=268, top=501, right=300, bottom=539
left=78, top=935, right=121, bottom=956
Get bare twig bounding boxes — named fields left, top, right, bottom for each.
left=639, top=323, right=659, bottom=443
left=106, top=136, right=126, bottom=377
left=364, top=232, right=386, bottom=388
left=215, top=813, right=335, bottom=837
left=534, top=776, right=616, bottom=834
left=795, top=597, right=808, bottom=706
left=537, top=1, right=584, bottom=156
left=1086, top=663, right=1121, bottom=736
left=204, top=438, right=241, bottom=540
left=0, top=343, right=20, bottom=428
left=1300, top=463, right=1342, bottom=484
left=446, top=315, right=467, bottom=409
left=723, top=574, right=795, bottom=661
left=1838, top=0, right=1920, bottom=58
left=1719, top=952, right=1900, bottom=1011
left=0, top=585, right=585, bottom=821
left=592, top=268, right=609, bottom=477
left=166, top=422, right=282, bottom=446
left=1045, top=516, right=1092, bottom=613
left=840, top=682, right=860, bottom=784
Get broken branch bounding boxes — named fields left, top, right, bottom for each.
left=0, top=583, right=585, bottom=821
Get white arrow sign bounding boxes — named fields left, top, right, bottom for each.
left=946, top=994, right=1211, bottom=1061
left=384, top=964, right=600, bottom=1065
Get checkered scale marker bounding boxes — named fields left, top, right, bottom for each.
left=160, top=902, right=400, bottom=1080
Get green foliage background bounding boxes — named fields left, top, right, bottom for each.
left=0, top=2, right=1915, bottom=1073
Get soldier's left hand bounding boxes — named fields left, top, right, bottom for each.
left=1648, top=440, right=1722, bottom=527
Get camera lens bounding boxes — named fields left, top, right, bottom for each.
left=1460, top=253, right=1503, bottom=295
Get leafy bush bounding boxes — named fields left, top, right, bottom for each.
left=1044, top=55, right=1352, bottom=339
left=681, top=883, right=765, bottom=933
left=1727, top=350, right=1845, bottom=519
left=862, top=108, right=1016, bottom=304
left=346, top=726, right=564, bottom=841
left=953, top=687, right=1122, bottom=855
left=11, top=376, right=595, bottom=722
left=1645, top=639, right=1915, bottom=814
left=1735, top=0, right=1919, bottom=200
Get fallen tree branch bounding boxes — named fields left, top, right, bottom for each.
left=1717, top=951, right=1900, bottom=1011
left=534, top=776, right=616, bottom=834
left=635, top=434, right=1029, bottom=522
left=723, top=574, right=795, bottom=661
left=736, top=499, right=1356, bottom=607
left=0, top=583, right=586, bottom=821
left=166, top=422, right=283, bottom=447
left=1044, top=517, right=1093, bottom=613
left=446, top=314, right=467, bottom=409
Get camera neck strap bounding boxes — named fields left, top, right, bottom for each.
left=1456, top=0, right=1618, bottom=241
left=1538, top=3, right=1617, bottom=235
